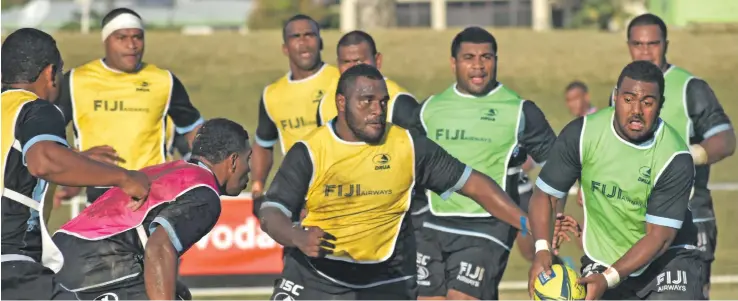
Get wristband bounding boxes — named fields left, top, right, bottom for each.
left=520, top=216, right=528, bottom=237
left=534, top=239, right=549, bottom=254
left=689, top=144, right=708, bottom=165
left=603, top=267, right=621, bottom=288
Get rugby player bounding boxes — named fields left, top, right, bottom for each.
left=52, top=118, right=251, bottom=300
left=415, top=27, right=557, bottom=300
left=54, top=7, right=205, bottom=205
left=618, top=14, right=735, bottom=298
left=565, top=81, right=596, bottom=118
left=314, top=29, right=430, bottom=237
left=1, top=28, right=150, bottom=300
left=260, top=64, right=530, bottom=300
left=251, top=14, right=341, bottom=214
left=529, top=61, right=703, bottom=300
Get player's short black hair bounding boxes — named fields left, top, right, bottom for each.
left=336, top=64, right=384, bottom=99
left=616, top=61, right=665, bottom=105
left=565, top=81, right=588, bottom=93
left=1, top=28, right=62, bottom=85
left=451, top=26, right=498, bottom=58
left=337, top=30, right=377, bottom=56
left=191, top=118, right=250, bottom=164
left=627, top=13, right=667, bottom=41
left=282, top=14, right=320, bottom=42
left=101, top=7, right=142, bottom=27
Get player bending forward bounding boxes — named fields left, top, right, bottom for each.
left=52, top=119, right=252, bottom=300
left=528, top=61, right=703, bottom=300
left=260, top=64, right=530, bottom=300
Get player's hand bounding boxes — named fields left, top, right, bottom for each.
left=82, top=145, right=126, bottom=165
left=53, top=186, right=82, bottom=209
left=119, top=170, right=151, bottom=210
left=552, top=214, right=582, bottom=255
left=528, top=249, right=553, bottom=298
left=291, top=226, right=336, bottom=258
left=578, top=272, right=608, bottom=300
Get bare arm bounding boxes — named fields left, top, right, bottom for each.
left=25, top=141, right=130, bottom=186
left=259, top=207, right=300, bottom=247
left=252, top=95, right=280, bottom=196
left=458, top=170, right=528, bottom=231
left=700, top=130, right=735, bottom=165
left=611, top=153, right=694, bottom=277
left=144, top=226, right=177, bottom=300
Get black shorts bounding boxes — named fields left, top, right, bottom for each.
left=580, top=249, right=705, bottom=300
left=0, top=260, right=79, bottom=300
left=695, top=219, right=717, bottom=297
left=71, top=277, right=191, bottom=300
left=416, top=226, right=513, bottom=299
left=270, top=251, right=417, bottom=300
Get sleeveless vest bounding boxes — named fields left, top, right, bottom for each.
left=56, top=161, right=219, bottom=241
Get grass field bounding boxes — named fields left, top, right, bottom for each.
left=45, top=28, right=738, bottom=299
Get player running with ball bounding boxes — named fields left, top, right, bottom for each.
left=528, top=60, right=703, bottom=300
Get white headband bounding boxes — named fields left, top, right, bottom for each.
left=101, top=13, right=144, bottom=42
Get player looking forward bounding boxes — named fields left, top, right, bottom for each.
left=54, top=7, right=205, bottom=205
left=415, top=27, right=557, bottom=300
left=529, top=61, right=702, bottom=300
left=260, top=64, right=530, bottom=300
left=250, top=14, right=340, bottom=212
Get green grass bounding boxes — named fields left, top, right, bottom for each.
left=46, top=28, right=738, bottom=299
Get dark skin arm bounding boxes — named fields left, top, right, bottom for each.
left=26, top=141, right=131, bottom=188
left=529, top=188, right=557, bottom=246
left=700, top=130, right=736, bottom=165
left=144, top=226, right=178, bottom=300
left=182, top=125, right=202, bottom=149
left=611, top=224, right=676, bottom=277
left=259, top=207, right=299, bottom=248
left=250, top=144, right=273, bottom=197
left=459, top=170, right=529, bottom=231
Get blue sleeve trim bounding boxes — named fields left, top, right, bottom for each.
left=440, top=165, right=472, bottom=200
left=255, top=135, right=278, bottom=148
left=535, top=177, right=567, bottom=199
left=645, top=214, right=683, bottom=229
left=22, top=134, right=69, bottom=165
left=260, top=201, right=293, bottom=219
left=175, top=117, right=205, bottom=134
left=150, top=217, right=184, bottom=253
left=702, top=124, right=732, bottom=140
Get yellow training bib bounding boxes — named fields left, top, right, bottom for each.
left=300, top=123, right=415, bottom=263
left=69, top=60, right=174, bottom=170
left=262, top=64, right=340, bottom=154
left=1, top=90, right=38, bottom=190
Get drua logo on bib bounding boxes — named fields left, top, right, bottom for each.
left=434, top=129, right=491, bottom=143
left=590, top=181, right=646, bottom=209
left=323, top=184, right=392, bottom=197
left=194, top=216, right=277, bottom=250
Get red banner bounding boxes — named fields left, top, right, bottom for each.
left=179, top=194, right=284, bottom=276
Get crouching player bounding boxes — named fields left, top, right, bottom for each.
left=51, top=118, right=252, bottom=300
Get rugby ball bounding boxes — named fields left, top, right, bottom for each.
left=533, top=264, right=586, bottom=300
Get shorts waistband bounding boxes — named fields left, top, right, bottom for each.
left=1, top=254, right=36, bottom=263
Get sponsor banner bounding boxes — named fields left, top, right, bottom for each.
left=180, top=194, right=284, bottom=276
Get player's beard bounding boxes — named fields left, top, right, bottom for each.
left=346, top=108, right=385, bottom=144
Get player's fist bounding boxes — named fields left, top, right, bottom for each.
left=82, top=145, right=126, bottom=165
left=118, top=170, right=151, bottom=210
left=292, top=226, right=336, bottom=258
left=53, top=186, right=82, bottom=209
left=528, top=249, right=553, bottom=298
left=251, top=181, right=265, bottom=217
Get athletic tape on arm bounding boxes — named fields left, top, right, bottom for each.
left=101, top=13, right=144, bottom=42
